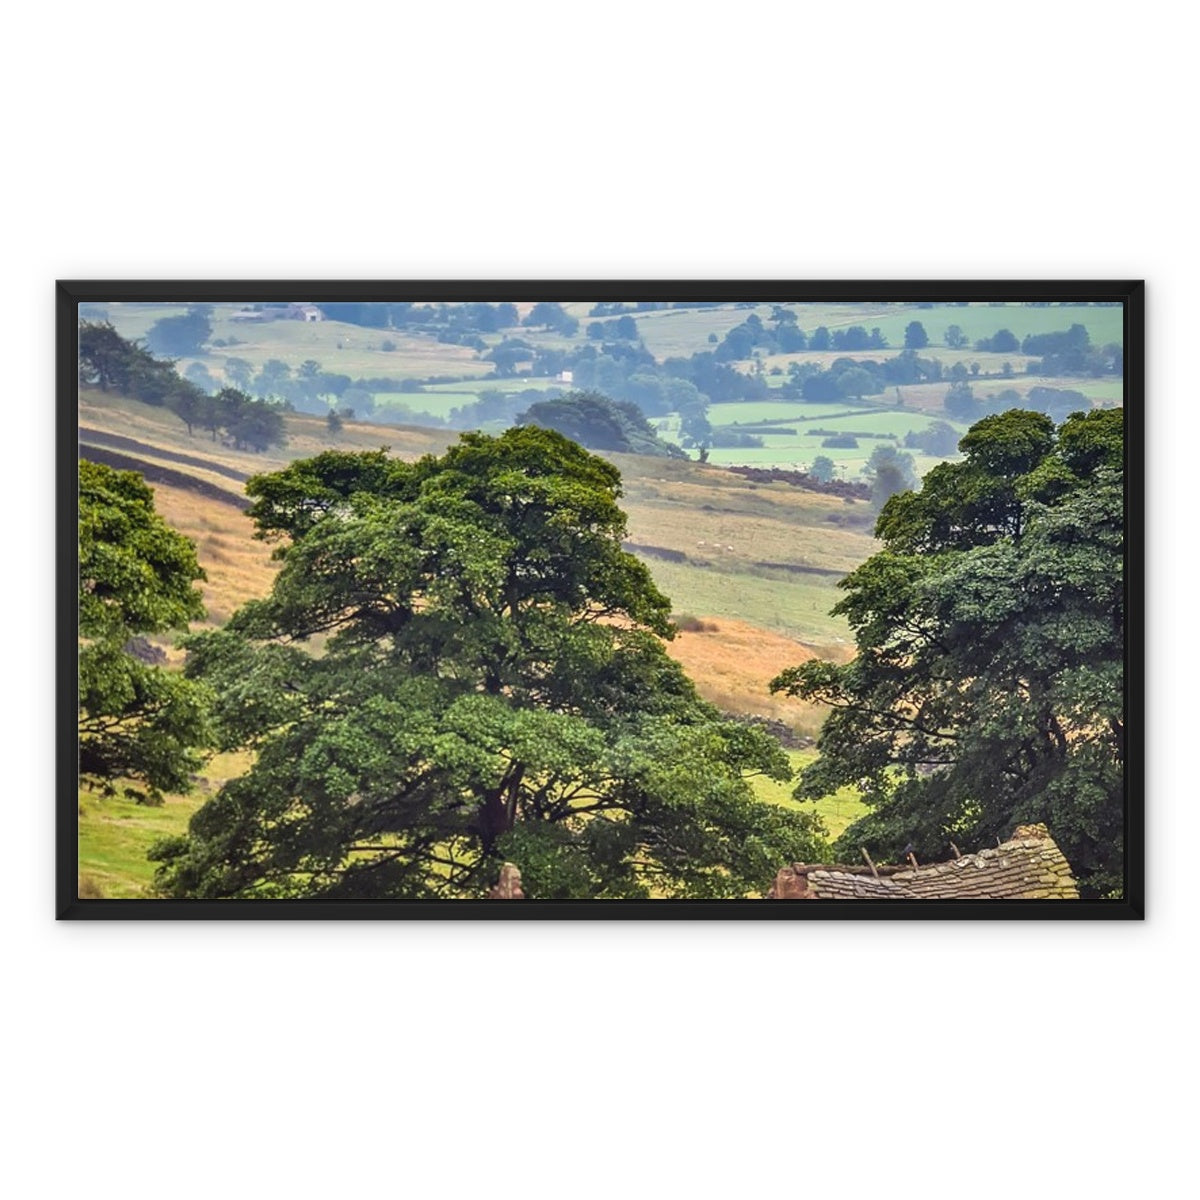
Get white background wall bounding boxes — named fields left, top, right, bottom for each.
left=3, top=4, right=1189, bottom=1197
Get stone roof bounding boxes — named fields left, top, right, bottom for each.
left=768, top=824, right=1079, bottom=900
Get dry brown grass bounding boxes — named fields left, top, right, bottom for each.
left=150, top=486, right=278, bottom=625
left=79, top=389, right=462, bottom=626
left=616, top=456, right=876, bottom=571
left=80, top=388, right=455, bottom=472
left=663, top=617, right=842, bottom=736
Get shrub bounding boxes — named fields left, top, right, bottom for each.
left=78, top=875, right=105, bottom=899
left=672, top=613, right=718, bottom=633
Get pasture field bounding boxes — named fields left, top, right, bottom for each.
left=78, top=750, right=255, bottom=898
left=760, top=349, right=1038, bottom=377
left=371, top=377, right=568, bottom=422
left=662, top=618, right=836, bottom=738
left=422, top=377, right=564, bottom=394
left=628, top=301, right=1121, bottom=362
left=371, top=391, right=473, bottom=420
left=80, top=383, right=871, bottom=673
left=891, top=374, right=1124, bottom=415
left=713, top=408, right=969, bottom=436
left=640, top=558, right=855, bottom=644
left=703, top=439, right=950, bottom=480
left=748, top=749, right=868, bottom=843
left=102, top=303, right=494, bottom=383
left=370, top=382, right=585, bottom=424
left=789, top=410, right=968, bottom=437
left=81, top=388, right=452, bottom=470
left=706, top=400, right=875, bottom=424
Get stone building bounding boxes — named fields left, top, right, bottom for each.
left=767, top=824, right=1079, bottom=900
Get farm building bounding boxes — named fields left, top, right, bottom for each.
left=766, top=824, right=1080, bottom=900
left=229, top=303, right=323, bottom=323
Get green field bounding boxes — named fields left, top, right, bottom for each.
left=102, top=303, right=495, bottom=384
left=422, top=378, right=564, bottom=395
left=700, top=405, right=969, bottom=478
left=624, top=301, right=1122, bottom=362
left=706, top=400, right=874, bottom=424
left=748, top=749, right=868, bottom=842
left=371, top=392, right=473, bottom=420
left=641, top=558, right=855, bottom=643
left=78, top=789, right=198, bottom=898
left=371, top=378, right=566, bottom=423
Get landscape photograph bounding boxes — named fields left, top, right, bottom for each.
left=68, top=287, right=1134, bottom=908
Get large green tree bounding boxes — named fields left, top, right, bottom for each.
left=519, top=390, right=681, bottom=458
left=144, top=307, right=212, bottom=357
left=152, top=429, right=823, bottom=899
left=771, top=409, right=1125, bottom=895
left=79, top=461, right=213, bottom=802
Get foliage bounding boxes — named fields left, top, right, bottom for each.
left=944, top=380, right=977, bottom=421
left=837, top=367, right=877, bottom=401
left=152, top=429, right=826, bottom=898
left=204, top=388, right=288, bottom=451
left=523, top=302, right=579, bottom=336
left=975, top=328, right=1019, bottom=354
left=770, top=409, right=1125, bottom=895
left=862, top=443, right=917, bottom=507
left=144, top=307, right=212, bottom=357
left=80, top=320, right=195, bottom=409
left=79, top=323, right=285, bottom=449
left=809, top=455, right=836, bottom=483
left=519, top=390, right=683, bottom=457
left=904, top=420, right=960, bottom=457
left=904, top=320, right=929, bottom=349
left=78, top=461, right=213, bottom=803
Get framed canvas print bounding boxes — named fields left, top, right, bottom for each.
left=58, top=281, right=1143, bottom=919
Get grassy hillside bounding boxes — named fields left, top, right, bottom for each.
left=78, top=750, right=254, bottom=898
left=748, top=749, right=868, bottom=843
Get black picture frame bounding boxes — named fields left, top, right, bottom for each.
left=59, top=279, right=1144, bottom=920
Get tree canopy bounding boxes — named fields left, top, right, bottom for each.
left=78, top=461, right=213, bottom=802
left=518, top=390, right=684, bottom=458
left=151, top=429, right=824, bottom=898
left=771, top=408, right=1125, bottom=896
left=144, top=307, right=212, bottom=357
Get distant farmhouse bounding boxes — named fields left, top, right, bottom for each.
left=230, top=303, right=324, bottom=324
